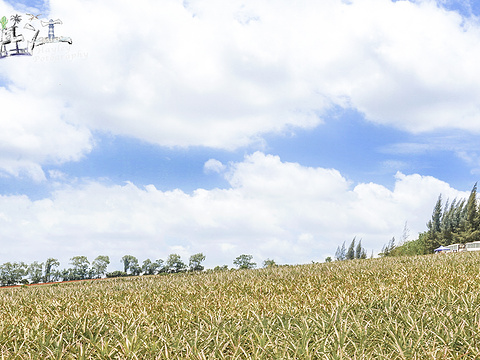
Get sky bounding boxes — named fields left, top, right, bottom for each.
left=0, top=0, right=479, bottom=271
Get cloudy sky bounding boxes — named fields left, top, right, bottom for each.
left=0, top=0, right=478, bottom=270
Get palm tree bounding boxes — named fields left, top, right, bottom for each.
left=10, top=14, right=21, bottom=26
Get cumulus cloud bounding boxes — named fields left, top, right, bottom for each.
left=0, top=84, right=92, bottom=181
left=0, top=152, right=468, bottom=268
left=1, top=0, right=480, bottom=180
left=204, top=159, right=226, bottom=174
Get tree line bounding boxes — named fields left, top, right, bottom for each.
left=0, top=253, right=274, bottom=286
left=383, top=183, right=480, bottom=257
left=331, top=237, right=368, bottom=262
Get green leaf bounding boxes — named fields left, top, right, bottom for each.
left=0, top=16, right=7, bottom=30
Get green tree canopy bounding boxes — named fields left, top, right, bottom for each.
left=121, top=255, right=139, bottom=274
left=70, top=256, right=90, bottom=280
left=263, top=259, right=277, bottom=268
left=189, top=253, right=206, bottom=272
left=91, top=255, right=110, bottom=278
left=346, top=238, right=356, bottom=260
left=166, top=254, right=186, bottom=273
left=44, top=258, right=60, bottom=283
left=0, top=262, right=27, bottom=286
left=28, top=261, right=43, bottom=284
left=233, top=254, right=256, bottom=270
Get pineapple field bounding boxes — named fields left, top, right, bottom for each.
left=1, top=252, right=480, bottom=359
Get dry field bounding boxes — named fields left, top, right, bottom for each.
left=1, top=252, right=480, bottom=359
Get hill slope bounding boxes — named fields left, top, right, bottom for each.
left=1, top=253, right=480, bottom=358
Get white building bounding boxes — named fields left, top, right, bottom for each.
left=465, top=241, right=480, bottom=251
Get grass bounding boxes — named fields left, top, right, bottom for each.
left=1, top=253, right=480, bottom=359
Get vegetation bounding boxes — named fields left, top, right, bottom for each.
left=1, top=253, right=480, bottom=358
left=385, top=183, right=480, bottom=257
left=233, top=254, right=257, bottom=269
left=0, top=253, right=208, bottom=286
left=335, top=237, right=367, bottom=261
left=262, top=259, right=277, bottom=268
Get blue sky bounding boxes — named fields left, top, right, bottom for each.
left=0, top=0, right=479, bottom=270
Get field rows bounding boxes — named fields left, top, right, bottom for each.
left=1, top=253, right=480, bottom=358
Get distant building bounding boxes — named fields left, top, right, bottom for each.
left=446, top=243, right=466, bottom=252
left=465, top=241, right=480, bottom=251
left=444, top=242, right=480, bottom=252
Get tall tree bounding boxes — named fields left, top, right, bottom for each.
left=425, top=195, right=443, bottom=253
left=189, top=253, right=206, bottom=271
left=457, top=183, right=480, bottom=242
left=0, top=262, right=27, bottom=286
left=155, top=259, right=166, bottom=273
left=121, top=255, right=138, bottom=274
left=355, top=239, right=363, bottom=259
left=166, top=254, right=186, bottom=273
left=335, top=241, right=346, bottom=261
left=263, top=259, right=277, bottom=268
left=129, top=258, right=141, bottom=276
left=381, top=237, right=396, bottom=257
left=233, top=254, right=256, bottom=269
left=464, top=183, right=478, bottom=229
left=28, top=261, right=43, bottom=284
left=91, top=255, right=110, bottom=278
left=70, top=256, right=90, bottom=280
left=44, top=258, right=60, bottom=283
left=346, top=238, right=356, bottom=260
left=142, top=259, right=162, bottom=275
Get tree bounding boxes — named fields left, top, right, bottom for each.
left=346, top=238, right=356, bottom=260
left=106, top=270, right=128, bottom=278
left=380, top=237, right=396, bottom=257
left=455, top=183, right=480, bottom=243
left=50, top=269, right=62, bottom=282
left=28, top=261, right=43, bottom=284
left=91, top=255, right=110, bottom=278
left=335, top=241, right=346, bottom=261
left=400, top=222, right=410, bottom=245
left=425, top=195, right=443, bottom=253
left=70, top=256, right=90, bottom=280
left=44, top=258, right=60, bottom=283
left=325, top=257, right=332, bottom=263
left=121, top=255, right=139, bottom=274
left=0, top=262, right=27, bottom=286
left=142, top=259, right=162, bottom=275
left=189, top=253, right=206, bottom=271
left=166, top=254, right=186, bottom=273
left=263, top=259, right=277, bottom=268
left=142, top=259, right=153, bottom=275
left=355, top=239, right=367, bottom=259
left=389, top=235, right=426, bottom=257
left=59, top=268, right=75, bottom=281
left=464, top=183, right=478, bottom=229
left=130, top=258, right=142, bottom=276
left=155, top=259, right=166, bottom=273
left=213, top=265, right=228, bottom=271
left=233, top=254, right=256, bottom=269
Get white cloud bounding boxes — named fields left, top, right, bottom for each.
left=204, top=159, right=226, bottom=173
left=2, top=0, right=480, bottom=175
left=1, top=0, right=480, bottom=188
left=0, top=86, right=92, bottom=180
left=0, top=152, right=468, bottom=268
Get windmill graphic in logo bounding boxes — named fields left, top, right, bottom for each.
left=0, top=13, right=72, bottom=59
